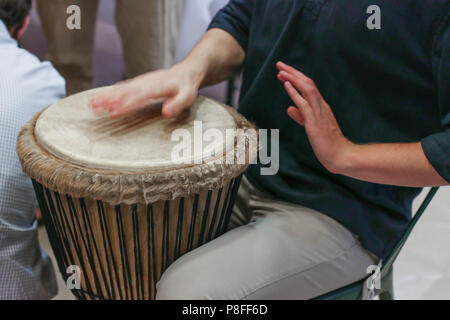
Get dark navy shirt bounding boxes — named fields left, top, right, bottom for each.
left=209, top=0, right=450, bottom=259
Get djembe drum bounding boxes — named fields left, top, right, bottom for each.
left=17, top=88, right=257, bottom=300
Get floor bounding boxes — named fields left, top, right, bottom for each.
left=394, top=188, right=450, bottom=299
left=28, top=0, right=450, bottom=300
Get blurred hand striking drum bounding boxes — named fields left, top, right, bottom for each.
left=17, top=87, right=257, bottom=300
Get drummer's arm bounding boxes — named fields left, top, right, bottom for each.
left=90, top=29, right=245, bottom=118
left=183, top=28, right=246, bottom=88
left=278, top=62, right=450, bottom=187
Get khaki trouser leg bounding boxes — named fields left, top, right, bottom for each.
left=115, top=0, right=183, bottom=78
left=36, top=0, right=99, bottom=95
left=156, top=176, right=378, bottom=300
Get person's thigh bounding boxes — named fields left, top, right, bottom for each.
left=156, top=179, right=377, bottom=300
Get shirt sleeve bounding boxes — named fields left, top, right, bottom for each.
left=421, top=11, right=450, bottom=182
left=208, top=0, right=254, bottom=52
left=13, top=47, right=66, bottom=114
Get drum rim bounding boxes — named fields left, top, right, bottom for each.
left=17, top=96, right=258, bottom=205
left=35, top=92, right=240, bottom=171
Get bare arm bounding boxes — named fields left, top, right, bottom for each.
left=90, top=29, right=245, bottom=119
left=278, top=62, right=449, bottom=187
left=338, top=142, right=448, bottom=187
left=187, top=28, right=246, bottom=88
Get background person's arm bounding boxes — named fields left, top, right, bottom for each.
left=91, top=28, right=245, bottom=119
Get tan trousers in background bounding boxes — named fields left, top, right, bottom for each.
left=37, top=0, right=182, bottom=95
left=156, top=176, right=378, bottom=299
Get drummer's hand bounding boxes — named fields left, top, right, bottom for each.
left=277, top=62, right=356, bottom=174
left=90, top=64, right=200, bottom=119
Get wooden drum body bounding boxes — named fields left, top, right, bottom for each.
left=32, top=176, right=241, bottom=300
left=17, top=88, right=256, bottom=300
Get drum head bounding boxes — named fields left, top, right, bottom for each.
left=35, top=87, right=237, bottom=171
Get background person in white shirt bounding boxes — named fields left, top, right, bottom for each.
left=0, top=0, right=66, bottom=299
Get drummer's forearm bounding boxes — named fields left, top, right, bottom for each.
left=180, top=28, right=246, bottom=88
left=90, top=29, right=244, bottom=118
left=335, top=142, right=449, bottom=187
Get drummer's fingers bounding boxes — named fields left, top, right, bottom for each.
left=162, top=89, right=196, bottom=119
left=90, top=93, right=111, bottom=111
left=97, top=83, right=164, bottom=117
left=276, top=61, right=306, bottom=80
left=284, top=81, right=312, bottom=114
left=278, top=71, right=322, bottom=107
left=108, top=91, right=154, bottom=118
left=91, top=77, right=163, bottom=113
left=287, top=106, right=306, bottom=127
left=108, top=86, right=171, bottom=118
left=90, top=87, right=128, bottom=112
left=109, top=99, right=140, bottom=118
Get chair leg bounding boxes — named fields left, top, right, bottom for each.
left=379, top=268, right=394, bottom=300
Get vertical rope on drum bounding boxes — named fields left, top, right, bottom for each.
left=65, top=194, right=99, bottom=299
left=147, top=204, right=158, bottom=299
left=197, top=191, right=213, bottom=247
left=53, top=193, right=78, bottom=267
left=174, top=198, right=184, bottom=258
left=97, top=200, right=122, bottom=300
left=37, top=184, right=85, bottom=301
left=115, top=205, right=133, bottom=299
left=221, top=175, right=243, bottom=234
left=79, top=198, right=112, bottom=299
left=206, top=188, right=223, bottom=242
left=32, top=181, right=70, bottom=290
left=161, top=201, right=170, bottom=275
left=53, top=193, right=88, bottom=298
left=216, top=180, right=233, bottom=238
left=55, top=192, right=93, bottom=299
left=66, top=196, right=101, bottom=299
left=131, top=204, right=144, bottom=300
left=67, top=196, right=104, bottom=299
left=187, top=194, right=200, bottom=252
left=45, top=190, right=74, bottom=270
left=41, top=189, right=71, bottom=270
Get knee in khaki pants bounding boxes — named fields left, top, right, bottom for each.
left=156, top=176, right=377, bottom=300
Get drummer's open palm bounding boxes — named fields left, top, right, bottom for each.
left=277, top=62, right=354, bottom=174
left=90, top=65, right=199, bottom=119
